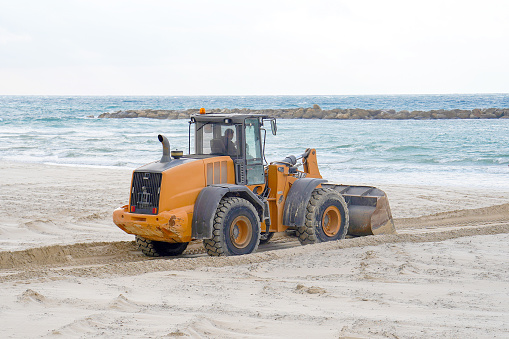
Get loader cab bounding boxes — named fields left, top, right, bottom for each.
left=189, top=113, right=273, bottom=186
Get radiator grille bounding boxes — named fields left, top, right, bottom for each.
left=130, top=172, right=162, bottom=214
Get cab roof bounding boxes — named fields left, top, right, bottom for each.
left=190, top=113, right=273, bottom=124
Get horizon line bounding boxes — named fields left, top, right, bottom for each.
left=1, top=92, right=508, bottom=97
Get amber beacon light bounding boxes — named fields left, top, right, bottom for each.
left=199, top=107, right=206, bottom=114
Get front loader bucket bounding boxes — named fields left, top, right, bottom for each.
left=322, top=184, right=396, bottom=236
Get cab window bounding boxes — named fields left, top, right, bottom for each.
left=244, top=118, right=264, bottom=185
left=195, top=122, right=241, bottom=158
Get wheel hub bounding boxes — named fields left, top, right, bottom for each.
left=322, top=206, right=341, bottom=237
left=229, top=215, right=252, bottom=249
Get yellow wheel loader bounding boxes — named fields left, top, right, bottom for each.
left=113, top=110, right=396, bottom=257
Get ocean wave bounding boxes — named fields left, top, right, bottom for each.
left=2, top=96, right=509, bottom=188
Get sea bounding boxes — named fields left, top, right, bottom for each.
left=1, top=94, right=508, bottom=190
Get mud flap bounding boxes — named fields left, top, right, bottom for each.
left=282, top=178, right=327, bottom=228
left=192, top=186, right=229, bottom=239
left=191, top=184, right=265, bottom=239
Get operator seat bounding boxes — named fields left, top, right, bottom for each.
left=210, top=138, right=225, bottom=154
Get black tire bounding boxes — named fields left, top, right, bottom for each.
left=259, top=232, right=274, bottom=244
left=203, top=197, right=261, bottom=256
left=136, top=236, right=189, bottom=257
left=296, top=188, right=349, bottom=245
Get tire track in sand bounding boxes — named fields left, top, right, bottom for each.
left=1, top=204, right=509, bottom=282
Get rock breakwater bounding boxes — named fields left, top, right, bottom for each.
left=98, top=105, right=509, bottom=120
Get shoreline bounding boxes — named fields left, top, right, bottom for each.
left=97, top=105, right=509, bottom=120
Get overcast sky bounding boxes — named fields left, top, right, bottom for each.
left=1, top=0, right=508, bottom=95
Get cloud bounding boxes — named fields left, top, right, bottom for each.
left=0, top=0, right=508, bottom=94
left=0, top=27, right=31, bottom=45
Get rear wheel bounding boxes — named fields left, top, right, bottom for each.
left=296, top=188, right=349, bottom=245
left=203, top=197, right=260, bottom=256
left=136, top=236, right=189, bottom=257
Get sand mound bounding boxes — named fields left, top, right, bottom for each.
left=17, top=289, right=47, bottom=304
left=396, top=202, right=509, bottom=229
left=2, top=221, right=507, bottom=283
left=109, top=294, right=144, bottom=312
left=0, top=241, right=139, bottom=270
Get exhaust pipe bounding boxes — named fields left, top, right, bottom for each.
left=158, top=134, right=171, bottom=163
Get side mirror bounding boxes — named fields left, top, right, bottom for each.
left=270, top=119, right=277, bottom=135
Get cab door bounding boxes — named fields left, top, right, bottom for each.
left=244, top=118, right=265, bottom=185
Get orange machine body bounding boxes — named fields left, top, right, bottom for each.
left=113, top=149, right=323, bottom=242
left=113, top=156, right=235, bottom=243
left=264, top=149, right=322, bottom=233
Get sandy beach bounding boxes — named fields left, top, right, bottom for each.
left=1, top=160, right=509, bottom=338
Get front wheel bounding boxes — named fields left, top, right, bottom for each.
left=136, top=236, right=189, bottom=257
left=203, top=197, right=261, bottom=256
left=296, top=188, right=349, bottom=245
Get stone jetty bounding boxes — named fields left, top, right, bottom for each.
left=98, top=105, right=509, bottom=120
